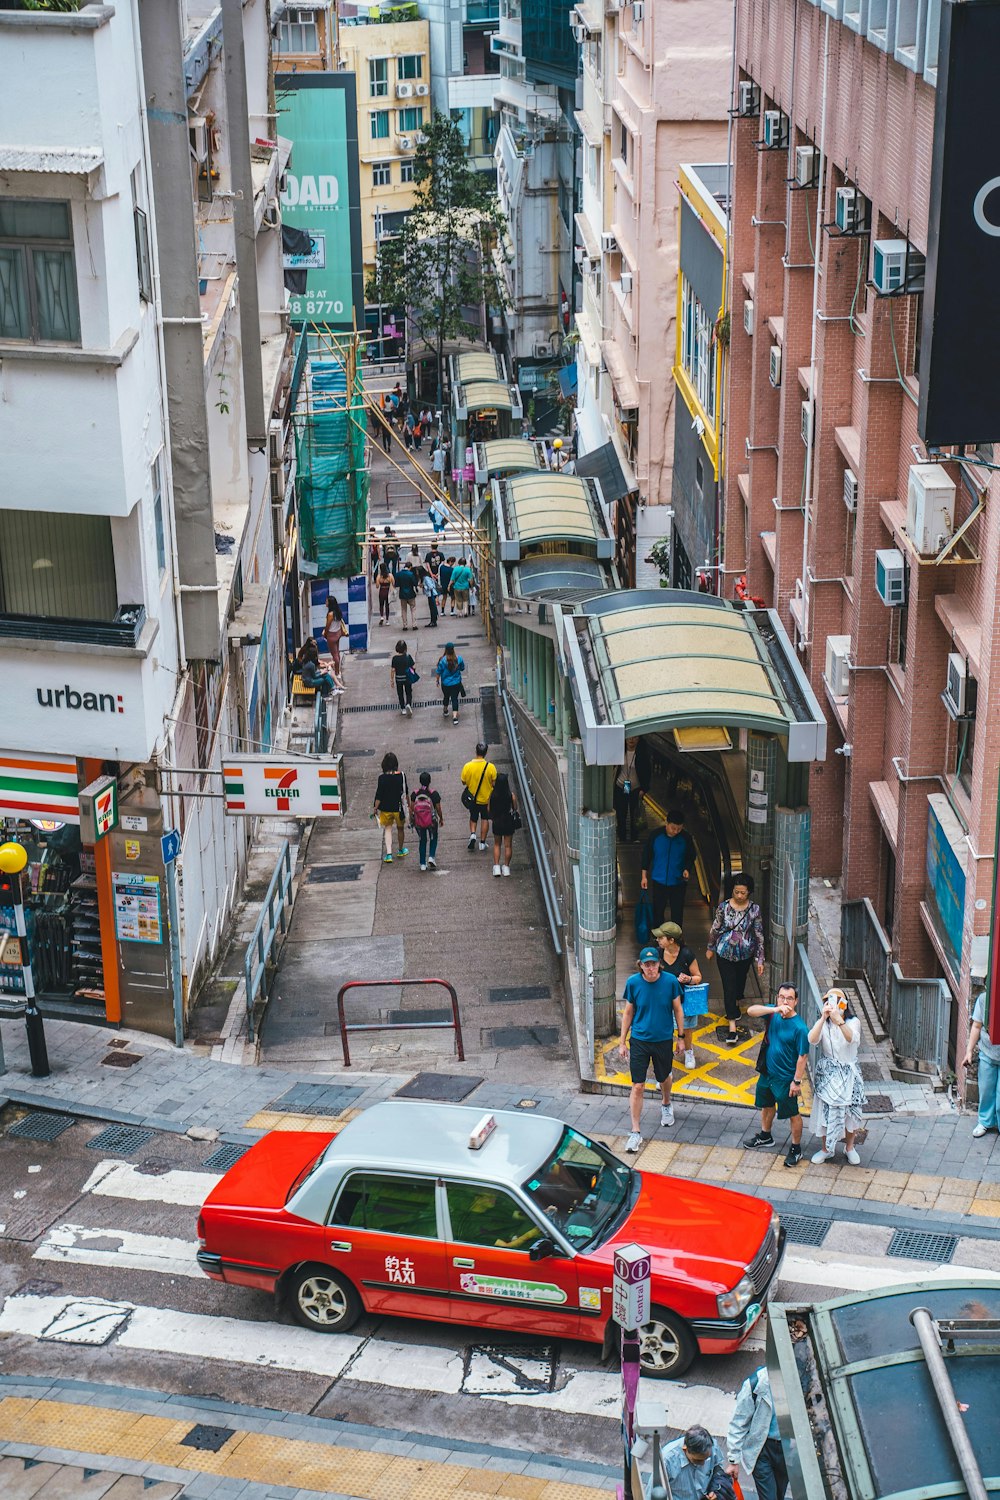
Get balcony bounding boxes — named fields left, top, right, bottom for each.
left=0, top=604, right=150, bottom=651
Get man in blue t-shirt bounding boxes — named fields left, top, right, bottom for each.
left=618, top=947, right=685, bottom=1153
left=744, top=982, right=811, bottom=1167
left=640, top=809, right=695, bottom=928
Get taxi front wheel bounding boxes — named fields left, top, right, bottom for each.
left=638, top=1307, right=697, bottom=1379
left=290, top=1264, right=362, bottom=1333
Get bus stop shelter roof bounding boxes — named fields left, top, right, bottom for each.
left=496, top=473, right=613, bottom=560
left=562, top=590, right=827, bottom=765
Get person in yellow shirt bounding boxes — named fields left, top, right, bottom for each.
left=460, top=741, right=497, bottom=851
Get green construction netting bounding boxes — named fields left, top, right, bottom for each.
left=295, top=356, right=368, bottom=577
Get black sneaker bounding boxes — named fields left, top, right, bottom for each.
left=744, top=1131, right=775, bottom=1149
left=784, top=1143, right=803, bottom=1168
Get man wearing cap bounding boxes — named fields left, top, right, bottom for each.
left=460, top=741, right=496, bottom=851
left=618, top=948, right=685, bottom=1153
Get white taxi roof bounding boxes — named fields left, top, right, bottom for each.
left=327, top=1100, right=565, bottom=1183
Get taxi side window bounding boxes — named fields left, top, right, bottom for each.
left=331, top=1173, right=438, bottom=1238
left=446, top=1182, right=538, bottom=1251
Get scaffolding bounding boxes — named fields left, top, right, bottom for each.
left=293, top=326, right=368, bottom=578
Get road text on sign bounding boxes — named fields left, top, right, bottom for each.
left=612, top=1243, right=651, bottom=1330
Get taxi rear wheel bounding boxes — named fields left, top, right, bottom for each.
left=638, top=1307, right=696, bottom=1379
left=290, top=1264, right=361, bottom=1333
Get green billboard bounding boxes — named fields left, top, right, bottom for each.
left=276, top=74, right=364, bottom=329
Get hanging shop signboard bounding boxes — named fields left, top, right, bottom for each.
left=0, top=751, right=80, bottom=825
left=112, top=871, right=163, bottom=945
left=78, top=775, right=119, bottom=843
left=221, top=756, right=343, bottom=816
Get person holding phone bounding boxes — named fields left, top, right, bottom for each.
left=807, top=987, right=866, bottom=1165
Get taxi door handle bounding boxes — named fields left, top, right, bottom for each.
left=453, top=1257, right=475, bottom=1268
left=329, top=1241, right=352, bottom=1253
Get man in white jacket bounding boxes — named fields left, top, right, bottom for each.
left=726, top=1365, right=789, bottom=1500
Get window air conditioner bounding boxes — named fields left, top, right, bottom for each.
left=397, top=82, right=414, bottom=98
left=769, top=345, right=782, bottom=386
left=801, top=400, right=814, bottom=446
left=399, top=135, right=413, bottom=149
left=825, top=635, right=852, bottom=698
left=632, top=0, right=644, bottom=17
left=795, top=145, right=818, bottom=186
left=600, top=231, right=619, bottom=254
left=415, top=83, right=429, bottom=96
left=872, top=238, right=925, bottom=295
left=620, top=270, right=633, bottom=293
left=875, top=548, right=906, bottom=606
left=906, top=462, right=956, bottom=556
left=574, top=245, right=586, bottom=265
left=581, top=254, right=592, bottom=274
left=945, top=653, right=974, bottom=718
left=413, top=131, right=428, bottom=144
left=571, top=21, right=587, bottom=40
left=738, top=80, right=760, bottom=116
left=268, top=418, right=283, bottom=469
left=835, top=185, right=867, bottom=233
left=843, top=467, right=858, bottom=511
left=743, top=299, right=754, bottom=335
left=189, top=117, right=210, bottom=162
left=762, top=110, right=787, bottom=149
left=533, top=343, right=550, bottom=358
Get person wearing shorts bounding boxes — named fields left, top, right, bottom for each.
left=372, top=752, right=408, bottom=863
left=744, top=983, right=811, bottom=1167
left=618, top=947, right=685, bottom=1153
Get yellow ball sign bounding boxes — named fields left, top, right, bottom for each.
left=0, top=841, right=28, bottom=875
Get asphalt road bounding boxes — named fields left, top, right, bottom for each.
left=1, top=1116, right=996, bottom=1470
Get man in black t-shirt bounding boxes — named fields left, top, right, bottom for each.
left=395, top=562, right=418, bottom=631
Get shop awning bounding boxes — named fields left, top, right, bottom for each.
left=576, top=439, right=631, bottom=502
left=0, top=146, right=103, bottom=176
left=0, top=751, right=80, bottom=824
left=600, top=338, right=640, bottom=411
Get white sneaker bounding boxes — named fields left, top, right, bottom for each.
left=811, top=1149, right=835, bottom=1164
left=501, top=865, right=510, bottom=877
left=845, top=1148, right=861, bottom=1165
left=684, top=1049, right=695, bottom=1069
left=467, top=835, right=476, bottom=850
left=427, top=857, right=437, bottom=869
left=479, top=841, right=487, bottom=851
left=405, top=704, right=412, bottom=717
left=625, top=1131, right=643, bottom=1153
left=972, top=1124, right=988, bottom=1139
left=493, top=863, right=502, bottom=876
left=660, top=1103, right=674, bottom=1127
left=419, top=863, right=427, bottom=872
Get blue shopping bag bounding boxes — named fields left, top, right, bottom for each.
left=682, top=982, right=709, bottom=1021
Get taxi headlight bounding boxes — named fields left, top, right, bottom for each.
left=717, top=1273, right=756, bottom=1320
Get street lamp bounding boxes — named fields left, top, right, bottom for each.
left=0, top=841, right=49, bottom=1078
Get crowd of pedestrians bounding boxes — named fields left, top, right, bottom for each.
left=368, top=526, right=480, bottom=629
left=372, top=740, right=519, bottom=876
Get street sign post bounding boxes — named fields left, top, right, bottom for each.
left=161, top=829, right=181, bottom=865
left=613, top=1244, right=651, bottom=1500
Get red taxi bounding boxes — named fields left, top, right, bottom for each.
left=197, top=1100, right=784, bottom=1377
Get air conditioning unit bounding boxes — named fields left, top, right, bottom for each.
left=620, top=270, right=633, bottom=293
left=769, top=345, right=782, bottom=386
left=415, top=83, right=429, bottom=96
left=743, top=298, right=754, bottom=335
left=632, top=1, right=644, bottom=17
left=571, top=20, right=587, bottom=40
left=906, top=462, right=956, bottom=556
left=189, top=117, right=210, bottom=162
left=763, top=109, right=787, bottom=149
left=835, top=184, right=866, bottom=233
left=795, top=145, right=818, bottom=186
left=801, top=399, right=814, bottom=446
left=533, top=343, right=550, bottom=358
left=398, top=135, right=413, bottom=149
left=843, top=467, right=858, bottom=511
left=738, top=80, right=760, bottom=116
left=600, top=231, right=619, bottom=254
left=872, top=238, right=925, bottom=295
left=413, top=131, right=428, bottom=144
left=397, top=82, right=414, bottom=98
left=268, top=418, right=283, bottom=469
left=945, top=653, right=975, bottom=718
left=875, top=547, right=907, bottom=606
left=825, top=635, right=852, bottom=698
left=574, top=244, right=586, bottom=265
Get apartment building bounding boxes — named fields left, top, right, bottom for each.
left=0, top=0, right=293, bottom=1037
left=420, top=0, right=500, bottom=172
left=571, top=0, right=729, bottom=579
left=723, top=0, right=993, bottom=1069
left=272, top=0, right=338, bottom=69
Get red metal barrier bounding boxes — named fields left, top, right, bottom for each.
left=336, top=978, right=464, bottom=1067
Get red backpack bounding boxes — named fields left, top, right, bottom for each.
left=412, top=789, right=436, bottom=829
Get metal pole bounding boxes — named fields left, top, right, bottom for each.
left=165, top=857, right=185, bottom=1048
left=621, top=1327, right=641, bottom=1500
left=909, top=1307, right=988, bottom=1500
left=14, top=891, right=49, bottom=1078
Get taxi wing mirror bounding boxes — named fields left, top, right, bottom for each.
left=529, top=1235, right=556, bottom=1261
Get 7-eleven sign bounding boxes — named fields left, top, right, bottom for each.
left=78, top=774, right=119, bottom=843
left=221, top=756, right=342, bottom=817
left=265, top=766, right=299, bottom=810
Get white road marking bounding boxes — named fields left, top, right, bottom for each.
left=34, top=1224, right=201, bottom=1279
left=80, top=1160, right=220, bottom=1207
left=347, top=1337, right=464, bottom=1393
left=779, top=1251, right=1000, bottom=1294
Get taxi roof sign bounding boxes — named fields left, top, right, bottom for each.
left=468, top=1113, right=497, bottom=1150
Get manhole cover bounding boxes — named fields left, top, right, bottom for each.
left=780, top=1214, right=831, bottom=1247
left=180, top=1424, right=236, bottom=1452
left=462, top=1343, right=557, bottom=1395
left=395, top=1072, right=483, bottom=1102
left=86, top=1126, right=154, bottom=1156
left=483, top=1026, right=560, bottom=1049
left=307, top=864, right=363, bottom=884
left=887, top=1229, right=957, bottom=1263
left=40, top=1298, right=133, bottom=1346
left=860, top=1061, right=884, bottom=1081
left=203, top=1143, right=249, bottom=1172
left=864, top=1094, right=893, bottom=1114
left=138, top=1158, right=174, bottom=1176
left=270, top=1084, right=363, bottom=1115
left=101, top=1052, right=143, bottom=1068
left=9, top=1113, right=75, bottom=1142
left=489, top=984, right=552, bottom=1004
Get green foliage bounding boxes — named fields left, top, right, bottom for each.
left=646, top=537, right=671, bottom=578
left=365, top=112, right=508, bottom=399
left=11, top=0, right=83, bottom=11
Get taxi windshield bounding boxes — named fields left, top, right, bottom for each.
left=522, top=1128, right=632, bottom=1250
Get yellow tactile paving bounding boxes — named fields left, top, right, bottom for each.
left=0, top=1398, right=604, bottom=1499
left=243, top=1109, right=344, bottom=1132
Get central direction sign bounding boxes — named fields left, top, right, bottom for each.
left=612, top=1242, right=651, bottom=1331
left=221, top=756, right=342, bottom=817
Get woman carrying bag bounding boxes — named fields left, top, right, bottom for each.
left=705, top=873, right=765, bottom=1046
left=323, top=598, right=348, bottom=689
left=435, top=642, right=466, bottom=724
left=809, top=987, right=867, bottom=1165
left=488, top=772, right=520, bottom=877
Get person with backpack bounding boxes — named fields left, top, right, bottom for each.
left=410, top=771, right=443, bottom=871
left=395, top=557, right=419, bottom=631
left=422, top=565, right=440, bottom=628
left=382, top=526, right=400, bottom=576
left=460, top=740, right=496, bottom=851
left=438, top=556, right=456, bottom=614
left=488, top=771, right=519, bottom=877
left=705, top=872, right=766, bottom=1045
left=726, top=1365, right=789, bottom=1500
left=390, top=638, right=416, bottom=717
left=436, top=642, right=466, bottom=724
left=372, top=751, right=408, bottom=863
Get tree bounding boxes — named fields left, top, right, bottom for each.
left=366, top=112, right=508, bottom=408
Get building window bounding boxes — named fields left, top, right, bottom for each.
left=891, top=586, right=909, bottom=671
left=372, top=161, right=392, bottom=187
left=131, top=169, right=153, bottom=304
left=0, top=199, right=81, bottom=344
left=276, top=7, right=319, bottom=52
left=152, top=456, right=166, bottom=576
left=398, top=106, right=425, bottom=133
left=618, top=118, right=630, bottom=167
left=371, top=110, right=391, bottom=141
left=952, top=690, right=977, bottom=798
left=397, top=53, right=424, bottom=79
left=0, top=510, right=116, bottom=619
left=400, top=158, right=416, bottom=183
left=680, top=278, right=717, bottom=423
left=369, top=57, right=389, bottom=97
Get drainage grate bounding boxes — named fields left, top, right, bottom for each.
left=307, top=863, right=363, bottom=884
left=864, top=1094, right=894, bottom=1114
left=8, top=1112, right=75, bottom=1142
left=887, top=1228, right=957, bottom=1263
left=101, top=1051, right=143, bottom=1068
left=395, top=1072, right=483, bottom=1102
left=204, top=1143, right=250, bottom=1172
left=86, top=1125, right=154, bottom=1155
left=480, top=684, right=501, bottom=744
left=779, top=1214, right=832, bottom=1248
left=489, top=984, right=552, bottom=1004
left=341, top=695, right=481, bottom=714
left=860, top=1061, right=884, bottom=1082
left=270, top=1083, right=364, bottom=1115
left=483, top=1026, right=560, bottom=1049
left=414, top=736, right=439, bottom=744
left=388, top=1007, right=452, bottom=1025
left=180, top=1424, right=235, bottom=1453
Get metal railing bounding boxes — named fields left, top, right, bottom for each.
left=336, top=978, right=464, bottom=1067
left=841, top=896, right=952, bottom=1075
left=312, top=690, right=329, bottom=754
left=244, top=840, right=295, bottom=1041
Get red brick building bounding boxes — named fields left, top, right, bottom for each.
left=723, top=0, right=995, bottom=1070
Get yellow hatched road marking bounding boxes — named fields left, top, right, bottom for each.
left=594, top=1017, right=812, bottom=1112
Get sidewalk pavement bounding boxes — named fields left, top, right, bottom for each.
left=2, top=1015, right=999, bottom=1243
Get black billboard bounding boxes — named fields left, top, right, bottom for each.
left=918, top=0, right=1000, bottom=446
